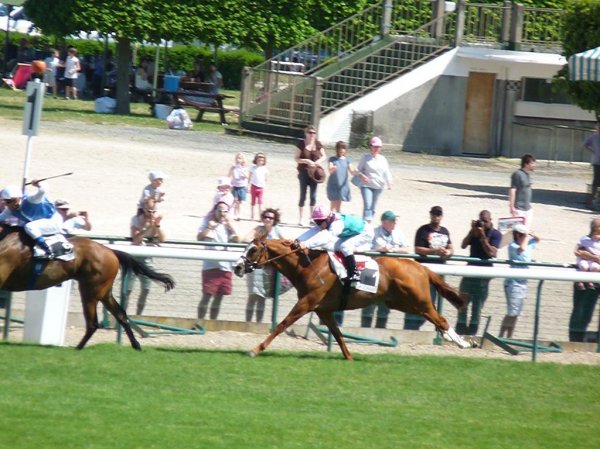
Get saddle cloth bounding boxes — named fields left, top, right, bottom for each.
left=328, top=252, right=380, bottom=293
left=33, top=234, right=75, bottom=261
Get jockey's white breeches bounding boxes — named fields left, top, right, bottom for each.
left=24, top=213, right=64, bottom=239
left=335, top=225, right=374, bottom=257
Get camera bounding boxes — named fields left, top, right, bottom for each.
left=475, top=219, right=484, bottom=228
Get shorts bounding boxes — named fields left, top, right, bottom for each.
left=251, top=184, right=264, bottom=206
left=232, top=186, right=247, bottom=202
left=504, top=279, right=528, bottom=316
left=202, top=269, right=233, bottom=296
left=65, top=78, right=77, bottom=87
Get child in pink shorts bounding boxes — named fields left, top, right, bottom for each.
left=249, top=152, right=268, bottom=220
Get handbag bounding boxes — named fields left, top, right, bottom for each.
left=351, top=174, right=362, bottom=187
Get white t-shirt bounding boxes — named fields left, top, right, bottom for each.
left=250, top=165, right=268, bottom=188
left=64, top=55, right=80, bottom=79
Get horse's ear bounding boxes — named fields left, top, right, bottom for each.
left=255, top=228, right=268, bottom=240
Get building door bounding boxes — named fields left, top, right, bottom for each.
left=463, top=72, right=496, bottom=156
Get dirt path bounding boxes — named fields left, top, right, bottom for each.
left=1, top=117, right=598, bottom=362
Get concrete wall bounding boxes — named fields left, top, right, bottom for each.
left=319, top=47, right=597, bottom=162
left=373, top=75, right=467, bottom=155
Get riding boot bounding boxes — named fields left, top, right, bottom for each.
left=343, top=254, right=360, bottom=281
left=35, top=236, right=54, bottom=258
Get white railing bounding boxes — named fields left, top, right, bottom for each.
left=102, top=243, right=600, bottom=362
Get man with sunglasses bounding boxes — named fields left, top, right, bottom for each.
left=0, top=181, right=63, bottom=258
left=296, top=205, right=373, bottom=282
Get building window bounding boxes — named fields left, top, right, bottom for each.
left=521, top=78, right=571, bottom=104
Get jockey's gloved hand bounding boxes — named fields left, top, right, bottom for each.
left=291, top=239, right=303, bottom=251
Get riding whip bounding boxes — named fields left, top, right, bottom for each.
left=25, top=172, right=73, bottom=185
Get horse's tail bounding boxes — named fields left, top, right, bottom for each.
left=113, top=249, right=175, bottom=292
left=427, top=268, right=467, bottom=310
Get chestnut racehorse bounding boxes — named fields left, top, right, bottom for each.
left=0, top=225, right=174, bottom=350
left=235, top=238, right=472, bottom=360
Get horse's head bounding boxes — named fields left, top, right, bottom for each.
left=234, top=238, right=268, bottom=278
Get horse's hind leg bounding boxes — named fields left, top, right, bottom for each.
left=101, top=292, right=142, bottom=351
left=422, top=310, right=471, bottom=349
left=315, top=310, right=353, bottom=360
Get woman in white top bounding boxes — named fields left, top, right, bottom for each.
left=355, top=136, right=393, bottom=222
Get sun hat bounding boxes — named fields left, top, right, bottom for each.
left=307, top=164, right=326, bottom=183
left=370, top=136, right=383, bottom=147
left=381, top=210, right=398, bottom=221
left=312, top=205, right=332, bottom=220
left=148, top=170, right=166, bottom=181
left=217, top=176, right=231, bottom=187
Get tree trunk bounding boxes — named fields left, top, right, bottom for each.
left=115, top=37, right=131, bottom=115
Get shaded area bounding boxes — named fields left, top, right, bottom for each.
left=415, top=180, right=589, bottom=211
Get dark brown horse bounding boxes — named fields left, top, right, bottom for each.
left=234, top=238, right=472, bottom=360
left=0, top=225, right=174, bottom=349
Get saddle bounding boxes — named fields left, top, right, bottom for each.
left=328, top=252, right=380, bottom=293
left=33, top=234, right=75, bottom=261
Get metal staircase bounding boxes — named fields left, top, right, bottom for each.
left=236, top=0, right=563, bottom=141
left=238, top=0, right=454, bottom=139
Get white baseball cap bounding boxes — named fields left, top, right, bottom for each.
left=513, top=223, right=528, bottom=234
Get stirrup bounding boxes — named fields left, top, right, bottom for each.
left=348, top=272, right=361, bottom=282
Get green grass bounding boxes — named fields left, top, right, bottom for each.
left=0, top=343, right=598, bottom=449
left=0, top=88, right=240, bottom=132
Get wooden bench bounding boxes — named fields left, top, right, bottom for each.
left=150, top=89, right=236, bottom=124
left=174, top=90, right=237, bottom=125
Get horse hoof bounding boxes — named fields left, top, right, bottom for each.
left=247, top=350, right=257, bottom=358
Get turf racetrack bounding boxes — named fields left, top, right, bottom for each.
left=0, top=343, right=598, bottom=449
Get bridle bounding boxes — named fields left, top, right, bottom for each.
left=240, top=241, right=302, bottom=272
left=241, top=240, right=325, bottom=286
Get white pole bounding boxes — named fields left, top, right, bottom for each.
left=22, top=134, right=33, bottom=190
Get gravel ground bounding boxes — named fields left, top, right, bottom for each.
left=1, top=117, right=598, bottom=364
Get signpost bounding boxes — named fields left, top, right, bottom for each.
left=21, top=78, right=45, bottom=190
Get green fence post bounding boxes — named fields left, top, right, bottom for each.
left=531, top=280, right=544, bottom=363
left=271, top=271, right=281, bottom=333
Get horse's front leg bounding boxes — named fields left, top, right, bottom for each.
left=249, top=300, right=311, bottom=357
left=315, top=310, right=353, bottom=361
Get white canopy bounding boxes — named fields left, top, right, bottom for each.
left=568, top=46, right=600, bottom=82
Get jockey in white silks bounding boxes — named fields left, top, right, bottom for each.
left=0, top=181, right=63, bottom=258
left=296, top=205, right=373, bottom=281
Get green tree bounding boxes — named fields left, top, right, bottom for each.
left=24, top=0, right=203, bottom=114
left=557, top=0, right=600, bottom=117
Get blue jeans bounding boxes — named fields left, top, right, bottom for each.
left=360, top=187, right=382, bottom=221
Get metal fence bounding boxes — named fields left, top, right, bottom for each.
left=5, top=240, right=598, bottom=359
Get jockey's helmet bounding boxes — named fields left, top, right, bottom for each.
left=1, top=185, right=23, bottom=199
left=312, top=205, right=332, bottom=221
